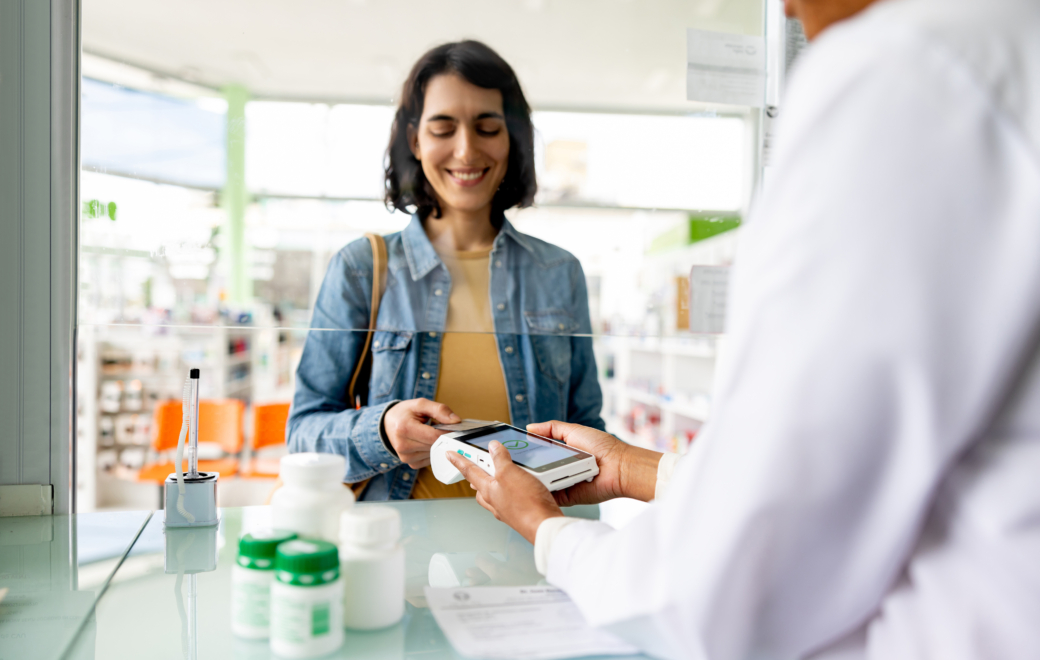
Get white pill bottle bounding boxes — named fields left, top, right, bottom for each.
left=232, top=529, right=297, bottom=639
left=271, top=453, right=354, bottom=542
left=270, top=539, right=344, bottom=659
left=339, top=506, right=405, bottom=630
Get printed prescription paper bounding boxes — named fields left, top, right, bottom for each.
left=687, top=28, right=765, bottom=107
left=425, top=586, right=641, bottom=659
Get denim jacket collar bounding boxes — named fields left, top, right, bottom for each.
left=401, top=213, right=535, bottom=281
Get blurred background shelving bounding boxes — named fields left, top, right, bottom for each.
left=596, top=229, right=736, bottom=454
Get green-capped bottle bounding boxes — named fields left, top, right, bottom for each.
left=232, top=529, right=297, bottom=640
left=270, top=539, right=344, bottom=658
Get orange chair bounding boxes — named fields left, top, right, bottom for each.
left=242, top=402, right=291, bottom=477
left=139, top=399, right=246, bottom=485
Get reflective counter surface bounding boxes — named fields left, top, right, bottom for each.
left=0, top=510, right=152, bottom=659
left=3, top=501, right=648, bottom=660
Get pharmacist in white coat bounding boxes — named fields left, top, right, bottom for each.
left=447, top=0, right=1040, bottom=658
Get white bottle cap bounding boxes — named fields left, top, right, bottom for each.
left=340, top=506, right=401, bottom=546
left=279, top=452, right=346, bottom=485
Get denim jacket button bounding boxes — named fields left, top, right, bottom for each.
left=495, top=260, right=502, bottom=268
left=380, top=463, right=388, bottom=469
left=422, top=372, right=431, bottom=379
left=428, top=332, right=436, bottom=338
left=402, top=473, right=410, bottom=481
left=435, top=289, right=443, bottom=296
left=497, top=303, right=505, bottom=311
left=515, top=394, right=525, bottom=403
left=505, top=346, right=514, bottom=354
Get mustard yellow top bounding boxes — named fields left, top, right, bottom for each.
left=410, top=247, right=512, bottom=499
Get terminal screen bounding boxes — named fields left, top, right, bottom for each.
left=459, top=426, right=585, bottom=471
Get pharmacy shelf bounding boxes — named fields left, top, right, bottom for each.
left=620, top=387, right=710, bottom=422
left=226, top=353, right=251, bottom=367
left=605, top=418, right=650, bottom=449
left=597, top=337, right=720, bottom=452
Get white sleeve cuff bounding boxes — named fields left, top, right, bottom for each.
left=653, top=452, right=683, bottom=501
left=534, top=516, right=583, bottom=576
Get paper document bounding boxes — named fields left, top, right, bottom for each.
left=687, top=28, right=765, bottom=107
left=425, top=586, right=640, bottom=660
left=689, top=266, right=730, bottom=333
left=785, top=18, right=809, bottom=75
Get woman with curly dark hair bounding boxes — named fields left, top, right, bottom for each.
left=288, top=40, right=604, bottom=500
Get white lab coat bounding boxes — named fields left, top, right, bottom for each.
left=540, top=0, right=1040, bottom=658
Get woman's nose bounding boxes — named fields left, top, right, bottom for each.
left=454, top=127, right=478, bottom=163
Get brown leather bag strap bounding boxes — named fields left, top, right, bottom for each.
left=345, top=233, right=388, bottom=499
left=347, top=233, right=388, bottom=405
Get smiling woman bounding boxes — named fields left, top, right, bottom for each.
left=385, top=40, right=536, bottom=222
left=287, top=40, right=605, bottom=501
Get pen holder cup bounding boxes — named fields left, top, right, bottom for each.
left=164, top=472, right=219, bottom=528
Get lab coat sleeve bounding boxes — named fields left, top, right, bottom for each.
left=534, top=452, right=682, bottom=576
left=287, top=246, right=402, bottom=482
left=654, top=452, right=682, bottom=501
left=545, top=24, right=1040, bottom=660
left=534, top=516, right=584, bottom=575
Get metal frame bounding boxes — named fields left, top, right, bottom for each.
left=0, top=0, right=78, bottom=515
left=51, top=0, right=80, bottom=515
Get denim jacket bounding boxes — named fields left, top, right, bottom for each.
left=287, top=214, right=605, bottom=500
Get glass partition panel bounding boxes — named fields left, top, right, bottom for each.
left=79, top=0, right=762, bottom=510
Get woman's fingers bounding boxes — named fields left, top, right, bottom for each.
left=403, top=456, right=430, bottom=469
left=410, top=398, right=461, bottom=425
left=403, top=419, right=446, bottom=446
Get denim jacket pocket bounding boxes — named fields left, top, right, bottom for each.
left=523, top=310, right=577, bottom=384
left=369, top=331, right=413, bottom=398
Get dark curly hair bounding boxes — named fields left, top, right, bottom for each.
left=384, top=40, right=537, bottom=221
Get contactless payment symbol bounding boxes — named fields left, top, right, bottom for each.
left=502, top=439, right=529, bottom=450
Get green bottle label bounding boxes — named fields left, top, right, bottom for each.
left=312, top=602, right=330, bottom=636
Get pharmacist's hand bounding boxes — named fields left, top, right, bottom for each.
left=448, top=441, right=563, bottom=544
left=383, top=398, right=460, bottom=469
left=527, top=421, right=661, bottom=505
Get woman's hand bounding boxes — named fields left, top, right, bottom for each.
left=383, top=398, right=460, bottom=469
left=526, top=421, right=663, bottom=506
left=447, top=441, right=564, bottom=544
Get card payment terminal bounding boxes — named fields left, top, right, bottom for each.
left=429, top=421, right=599, bottom=492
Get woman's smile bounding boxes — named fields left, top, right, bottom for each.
left=447, top=167, right=490, bottom=186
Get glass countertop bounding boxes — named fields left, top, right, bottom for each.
left=28, top=501, right=648, bottom=660
left=0, top=510, right=153, bottom=660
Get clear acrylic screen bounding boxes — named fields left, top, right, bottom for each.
left=77, top=0, right=762, bottom=511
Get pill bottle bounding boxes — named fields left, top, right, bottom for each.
left=232, top=529, right=297, bottom=639
left=339, top=506, right=405, bottom=630
left=270, top=539, right=344, bottom=659
left=271, top=453, right=354, bottom=542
